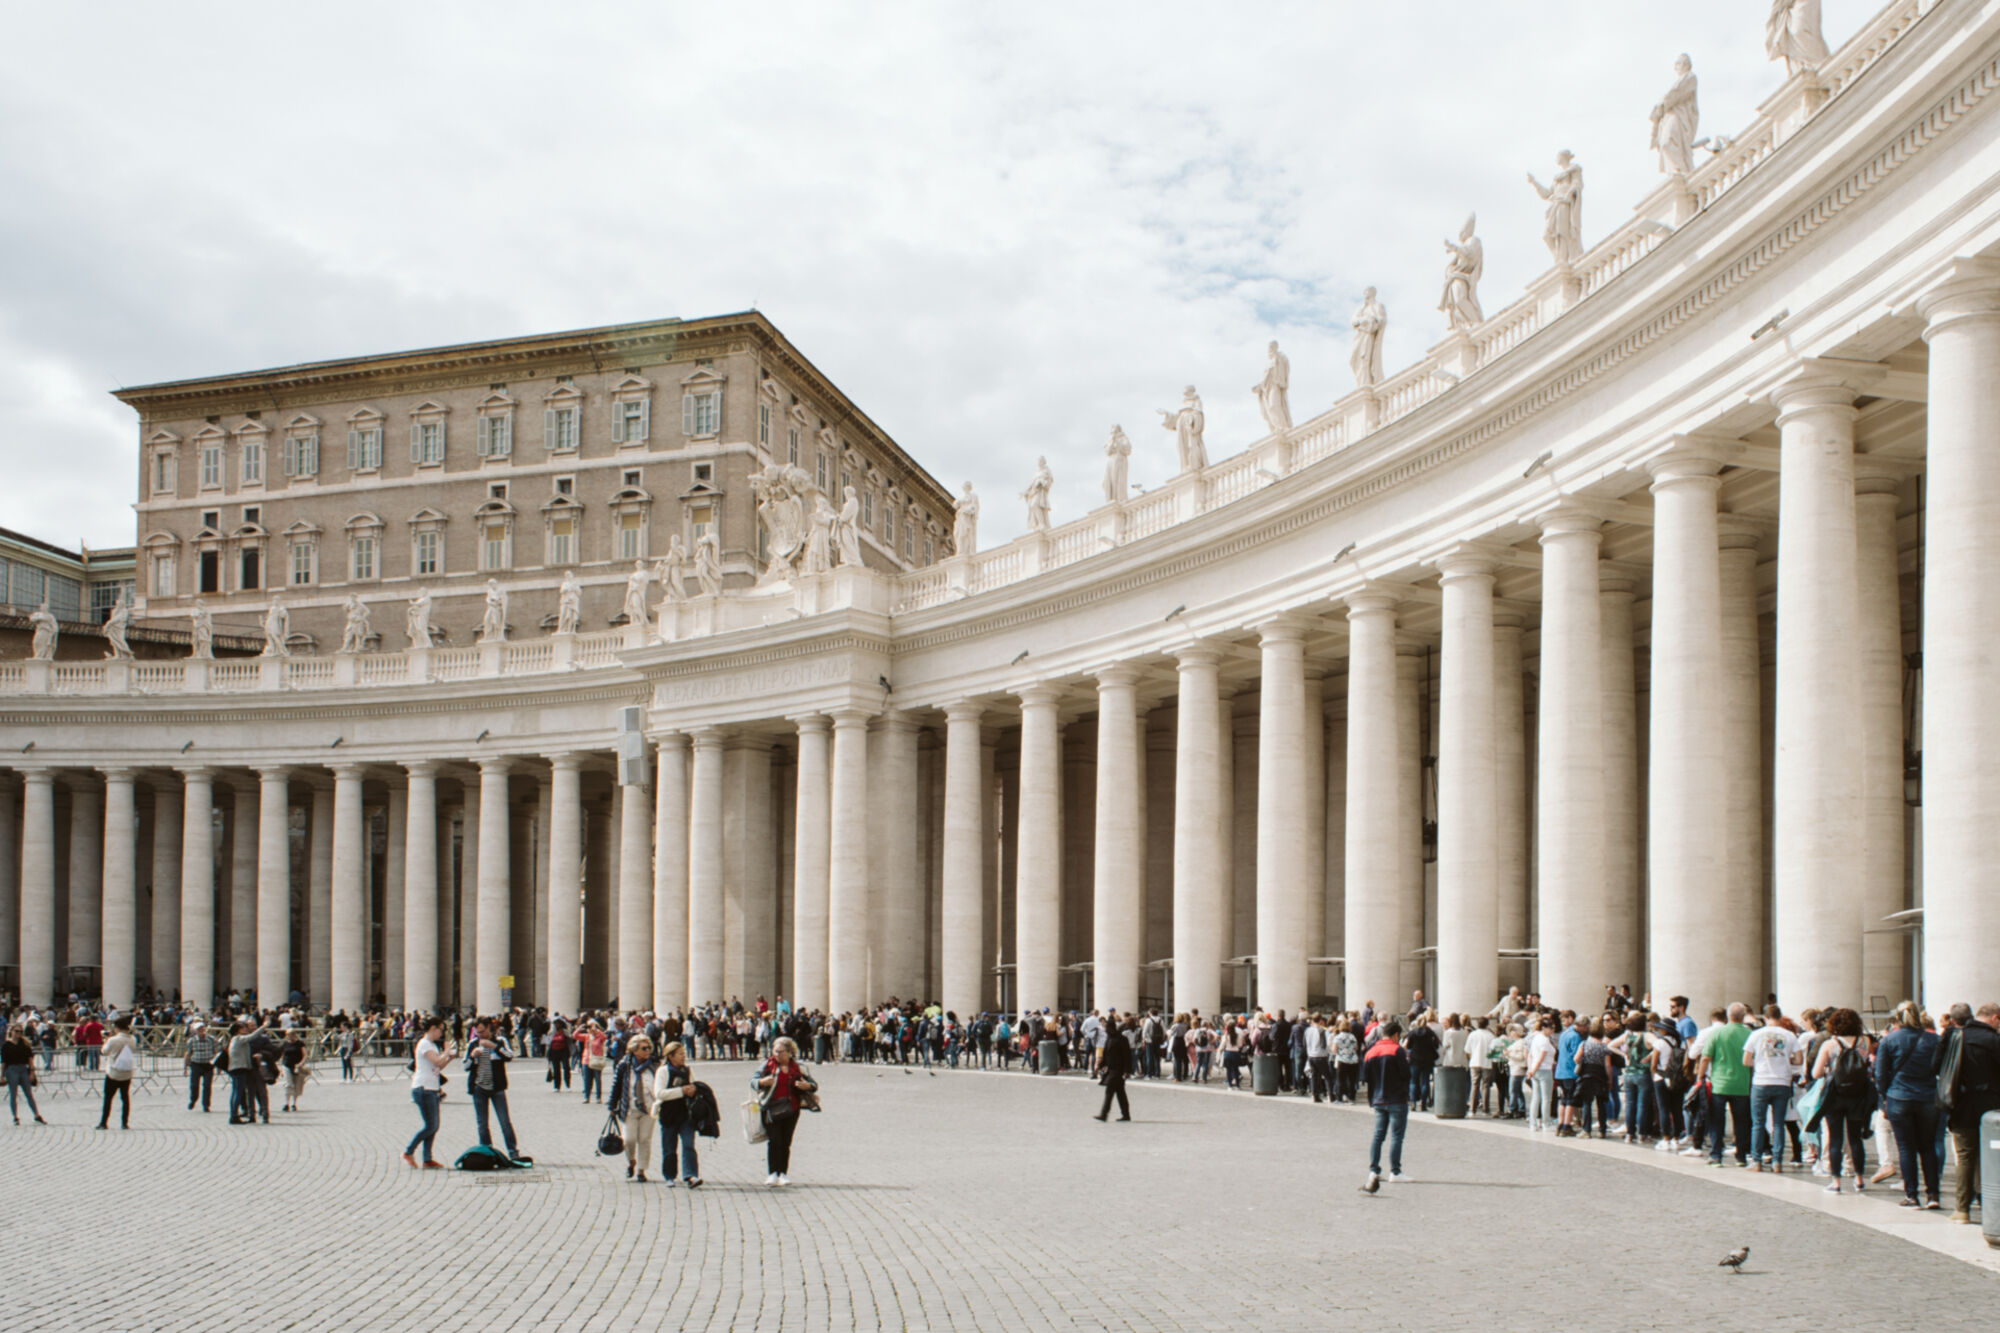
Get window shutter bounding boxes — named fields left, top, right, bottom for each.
left=347, top=430, right=360, bottom=471
left=410, top=423, right=422, bottom=464
left=545, top=408, right=557, bottom=450
left=637, top=399, right=650, bottom=441
left=681, top=394, right=693, bottom=437
left=476, top=418, right=490, bottom=457
left=305, top=436, right=318, bottom=475
left=368, top=431, right=382, bottom=469
left=499, top=417, right=511, bottom=456
left=611, top=403, right=625, bottom=444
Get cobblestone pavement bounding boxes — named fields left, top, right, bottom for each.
left=3, top=1062, right=1995, bottom=1333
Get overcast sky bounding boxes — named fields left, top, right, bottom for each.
left=0, top=0, right=1880, bottom=551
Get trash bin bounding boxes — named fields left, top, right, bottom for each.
left=1435, top=1065, right=1470, bottom=1119
left=1038, top=1039, right=1060, bottom=1075
left=1252, top=1052, right=1280, bottom=1096
left=1983, top=1109, right=2000, bottom=1249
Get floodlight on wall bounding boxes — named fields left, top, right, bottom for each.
left=1164, top=604, right=1186, bottom=622
left=20, top=741, right=33, bottom=754
left=1749, top=309, right=1789, bottom=340
left=475, top=729, right=490, bottom=743
left=1523, top=450, right=1554, bottom=479
left=1011, top=650, right=1030, bottom=666
left=1334, top=543, right=1356, bottom=562
left=178, top=740, right=193, bottom=754
left=878, top=676, right=891, bottom=693
left=329, top=737, right=343, bottom=749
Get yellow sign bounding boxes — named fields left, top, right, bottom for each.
left=498, top=975, right=515, bottom=988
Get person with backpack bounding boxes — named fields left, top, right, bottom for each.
left=1809, top=1006, right=1876, bottom=1194
left=546, top=1022, right=571, bottom=1091
left=1934, top=1001, right=2000, bottom=1224
left=95, top=1016, right=138, bottom=1130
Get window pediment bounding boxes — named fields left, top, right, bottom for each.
left=285, top=412, right=322, bottom=431
left=233, top=419, right=270, bottom=441
left=760, top=377, right=782, bottom=401
left=346, top=405, right=386, bottom=425
left=146, top=429, right=181, bottom=447
left=191, top=424, right=226, bottom=445
left=543, top=383, right=584, bottom=406
left=142, top=529, right=180, bottom=549
left=477, top=391, right=516, bottom=413
left=611, top=374, right=653, bottom=397
left=472, top=498, right=516, bottom=520
left=410, top=400, right=448, bottom=420
left=539, top=493, right=584, bottom=516
left=678, top=367, right=724, bottom=389
left=345, top=511, right=384, bottom=534
left=283, top=519, right=322, bottom=539
left=408, top=506, right=448, bottom=531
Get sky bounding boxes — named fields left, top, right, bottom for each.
left=0, top=0, right=1882, bottom=552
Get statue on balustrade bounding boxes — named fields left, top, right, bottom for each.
left=478, top=580, right=508, bottom=644
left=1022, top=456, right=1054, bottom=534
left=1254, top=343, right=1292, bottom=434
left=1439, top=215, right=1485, bottom=334
left=1350, top=287, right=1388, bottom=389
left=804, top=494, right=836, bottom=574
left=835, top=486, right=863, bottom=567
left=1528, top=150, right=1584, bottom=267
left=1650, top=54, right=1700, bottom=176
left=261, top=595, right=290, bottom=659
left=338, top=594, right=371, bottom=655
left=694, top=531, right=724, bottom=598
left=1101, top=429, right=1131, bottom=505
left=622, top=559, right=650, bottom=633
left=655, top=536, right=689, bottom=606
left=189, top=599, right=212, bottom=660
left=752, top=461, right=817, bottom=580
left=103, top=588, right=134, bottom=660
left=1766, top=0, right=1828, bottom=78
left=406, top=587, right=433, bottom=649
left=953, top=483, right=980, bottom=555
left=28, top=599, right=57, bottom=661
left=1158, top=386, right=1208, bottom=473
left=554, top=571, right=581, bottom=635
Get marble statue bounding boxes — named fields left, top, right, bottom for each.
left=1766, top=0, right=1828, bottom=77
left=190, top=599, right=213, bottom=660
left=752, top=461, right=817, bottom=579
left=1439, top=215, right=1485, bottom=334
left=655, top=535, right=689, bottom=605
left=1101, top=428, right=1131, bottom=505
left=835, top=487, right=863, bottom=567
left=261, top=595, right=290, bottom=658
left=1021, top=456, right=1054, bottom=533
left=1528, top=150, right=1584, bottom=267
left=1158, top=386, right=1208, bottom=473
left=694, top=531, right=723, bottom=598
left=1253, top=343, right=1292, bottom=434
left=339, top=594, right=371, bottom=655
left=478, top=579, right=508, bottom=644
left=104, top=588, right=133, bottom=660
left=621, top=559, right=650, bottom=632
left=1350, top=288, right=1388, bottom=389
left=953, top=483, right=980, bottom=555
left=805, top=494, right=836, bottom=574
left=406, top=587, right=433, bottom=649
left=1650, top=54, right=1700, bottom=176
left=28, top=599, right=57, bottom=661
left=556, top=571, right=581, bottom=634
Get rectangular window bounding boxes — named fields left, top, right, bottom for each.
left=242, top=440, right=264, bottom=485
left=692, top=462, right=713, bottom=484
left=477, top=415, right=512, bottom=458
left=483, top=523, right=508, bottom=571
left=240, top=548, right=260, bottom=591
left=200, top=510, right=221, bottom=530
left=618, top=513, right=642, bottom=560
left=284, top=434, right=320, bottom=478
left=151, top=554, right=175, bottom=598
left=242, top=506, right=260, bottom=525
left=861, top=490, right=873, bottom=527
left=411, top=421, right=444, bottom=465
left=290, top=543, right=314, bottom=586
left=554, top=475, right=574, bottom=496
left=546, top=407, right=578, bottom=453
left=151, top=452, right=176, bottom=494
left=758, top=401, right=771, bottom=448
left=682, top=391, right=720, bottom=437
left=815, top=452, right=829, bottom=491
left=346, top=428, right=382, bottom=471
left=884, top=508, right=896, bottom=544
left=903, top=524, right=915, bottom=560
left=199, top=550, right=219, bottom=594
left=613, top=399, right=650, bottom=443
left=689, top=503, right=713, bottom=545
left=622, top=469, right=641, bottom=488
left=351, top=536, right=375, bottom=581
left=549, top=517, right=574, bottom=566
left=199, top=446, right=222, bottom=489
left=788, top=426, right=801, bottom=466
left=414, top=530, right=440, bottom=576
left=922, top=537, right=933, bottom=565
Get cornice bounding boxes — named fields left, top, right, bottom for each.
left=0, top=677, right=645, bottom=727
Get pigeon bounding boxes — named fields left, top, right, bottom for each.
left=1360, top=1171, right=1381, bottom=1195
left=1718, top=1246, right=1749, bottom=1274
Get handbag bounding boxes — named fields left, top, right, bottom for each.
left=1795, top=1075, right=1828, bottom=1131
left=1936, top=1027, right=1964, bottom=1112
left=595, top=1111, right=625, bottom=1157
left=741, top=1097, right=769, bottom=1145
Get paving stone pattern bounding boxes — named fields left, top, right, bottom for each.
left=2, top=1063, right=1994, bottom=1332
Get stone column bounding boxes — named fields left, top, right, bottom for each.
left=402, top=762, right=439, bottom=1013
left=179, top=767, right=216, bottom=1011
left=256, top=767, right=291, bottom=1004
left=1771, top=372, right=1863, bottom=1007
left=872, top=712, right=922, bottom=1001
left=149, top=779, right=181, bottom=1000
left=1854, top=472, right=1906, bottom=1005
left=932, top=705, right=980, bottom=1017
left=0, top=780, right=14, bottom=980
left=307, top=782, right=333, bottom=1004
left=100, top=769, right=137, bottom=1010
left=67, top=781, right=102, bottom=972
left=790, top=718, right=832, bottom=1012
left=1492, top=615, right=1530, bottom=990
left=20, top=771, right=55, bottom=1006
left=383, top=785, right=406, bottom=1009
left=980, top=736, right=1000, bottom=1012
left=653, top=737, right=690, bottom=1011
left=688, top=730, right=726, bottom=1005
left=1254, top=619, right=1314, bottom=1014
left=827, top=710, right=872, bottom=1012
left=1394, top=649, right=1424, bottom=1001
left=1172, top=644, right=1225, bottom=1017
left=1015, top=685, right=1063, bottom=1014
left=1344, top=592, right=1402, bottom=1012
left=618, top=763, right=654, bottom=1010
left=1717, top=528, right=1766, bottom=1002
left=1599, top=573, right=1642, bottom=994
left=475, top=757, right=512, bottom=1013
left=1918, top=268, right=2000, bottom=1006
left=543, top=756, right=584, bottom=1017
left=459, top=788, right=480, bottom=1011
left=330, top=763, right=367, bottom=1013
left=1092, top=670, right=1143, bottom=1014
left=1435, top=554, right=1499, bottom=1016
left=229, top=783, right=257, bottom=994
left=1536, top=507, right=1606, bottom=1012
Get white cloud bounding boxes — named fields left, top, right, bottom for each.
left=0, top=0, right=1884, bottom=548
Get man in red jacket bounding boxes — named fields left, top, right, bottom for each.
left=73, top=1016, right=104, bottom=1072
left=1361, top=1019, right=1413, bottom=1193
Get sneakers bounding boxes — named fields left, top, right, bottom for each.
left=1951, top=1210, right=1972, bottom=1225
left=1389, top=1171, right=1409, bottom=1183
left=1653, top=1140, right=1672, bottom=1152
left=1747, top=1162, right=1763, bottom=1173
left=1853, top=1177, right=1866, bottom=1192
left=777, top=1174, right=791, bottom=1186
left=766, top=1172, right=780, bottom=1186
left=1823, top=1181, right=1842, bottom=1194
left=1679, top=1147, right=1703, bottom=1158
left=422, top=1161, right=443, bottom=1170
left=686, top=1177, right=703, bottom=1189
left=401, top=1152, right=417, bottom=1168
left=1361, top=1170, right=1380, bottom=1194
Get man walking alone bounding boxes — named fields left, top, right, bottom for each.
left=1362, top=1019, right=1412, bottom=1191
left=1094, top=1015, right=1133, bottom=1122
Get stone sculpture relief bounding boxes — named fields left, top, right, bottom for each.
left=953, top=483, right=980, bottom=556
left=261, top=595, right=290, bottom=659
left=103, top=588, right=133, bottom=660
left=478, top=579, right=508, bottom=644
left=805, top=494, right=836, bottom=574
left=189, top=599, right=212, bottom=660
left=835, top=487, right=863, bottom=567
left=1766, top=0, right=1828, bottom=77
left=406, top=587, right=433, bottom=649
left=28, top=599, right=57, bottom=661
left=655, top=536, right=689, bottom=606
left=752, top=461, right=818, bottom=581
left=694, top=531, right=724, bottom=598
left=1158, top=386, right=1208, bottom=474
left=1021, top=456, right=1054, bottom=534
left=1439, top=215, right=1485, bottom=334
left=1528, top=150, right=1584, bottom=267
left=1651, top=54, right=1700, bottom=176
left=1253, top=343, right=1292, bottom=434
left=622, top=559, right=650, bottom=633
left=1350, top=288, right=1388, bottom=389
left=556, top=571, right=581, bottom=635
left=1101, top=428, right=1131, bottom=505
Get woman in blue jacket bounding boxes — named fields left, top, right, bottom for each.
left=1873, top=1002, right=1942, bottom=1209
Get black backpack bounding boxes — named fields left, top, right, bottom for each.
left=1829, top=1040, right=1871, bottom=1097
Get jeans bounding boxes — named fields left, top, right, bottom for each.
left=1749, top=1083, right=1793, bottom=1163
left=1884, top=1097, right=1942, bottom=1202
left=1507, top=1072, right=1526, bottom=1116
left=96, top=1077, right=131, bottom=1128
left=1408, top=1065, right=1434, bottom=1110
left=1655, top=1081, right=1685, bottom=1142
left=1369, top=1103, right=1409, bottom=1175
left=187, top=1063, right=214, bottom=1110
left=1821, top=1097, right=1870, bottom=1179
left=4, top=1065, right=40, bottom=1118
left=1223, top=1051, right=1243, bottom=1089
left=406, top=1088, right=442, bottom=1163
left=1622, top=1077, right=1649, bottom=1138
left=1576, top=1081, right=1607, bottom=1135
left=547, top=1055, right=570, bottom=1090
left=1309, top=1056, right=1332, bottom=1102
left=581, top=1063, right=602, bottom=1101
left=472, top=1087, right=518, bottom=1156
left=1530, top=1070, right=1555, bottom=1129
left=1196, top=1051, right=1213, bottom=1083
left=1708, top=1092, right=1752, bottom=1164
left=228, top=1069, right=253, bottom=1121
left=664, top=1119, right=700, bottom=1180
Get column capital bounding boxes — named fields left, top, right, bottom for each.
left=330, top=762, right=369, bottom=782
left=1172, top=638, right=1227, bottom=670
left=1769, top=359, right=1875, bottom=422
left=253, top=764, right=292, bottom=782
left=1015, top=683, right=1063, bottom=711
left=1536, top=504, right=1604, bottom=540
left=1343, top=584, right=1402, bottom=618
left=942, top=700, right=988, bottom=725
left=1853, top=469, right=1902, bottom=500
left=872, top=708, right=921, bottom=736
left=1251, top=610, right=1320, bottom=644
left=827, top=707, right=874, bottom=730
left=17, top=766, right=55, bottom=785
left=1599, top=573, right=1637, bottom=598
left=97, top=766, right=137, bottom=782
left=1494, top=610, right=1526, bottom=632
left=1091, top=663, right=1142, bottom=692
left=690, top=725, right=732, bottom=748
left=1430, top=545, right=1500, bottom=583
left=544, top=752, right=586, bottom=773
left=400, top=759, right=441, bottom=778
left=653, top=731, right=692, bottom=752
left=475, top=755, right=513, bottom=777
left=788, top=713, right=832, bottom=735
left=176, top=765, right=217, bottom=781
left=1645, top=433, right=1737, bottom=484
left=1916, top=256, right=2000, bottom=337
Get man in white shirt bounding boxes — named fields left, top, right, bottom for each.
left=403, top=1017, right=455, bottom=1170
left=1465, top=1018, right=1498, bottom=1116
left=1304, top=1015, right=1333, bottom=1103
left=1742, top=1006, right=1802, bottom=1172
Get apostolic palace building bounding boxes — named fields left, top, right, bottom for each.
left=3, top=0, right=1997, bottom=1026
